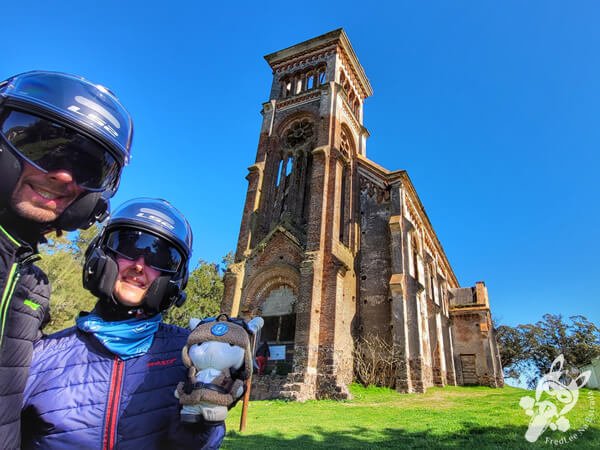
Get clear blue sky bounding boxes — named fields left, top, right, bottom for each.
left=4, top=1, right=598, bottom=327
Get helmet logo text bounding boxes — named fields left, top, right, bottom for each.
left=68, top=100, right=119, bottom=138
left=136, top=208, right=175, bottom=230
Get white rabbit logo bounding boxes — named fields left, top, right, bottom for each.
left=519, top=355, right=591, bottom=442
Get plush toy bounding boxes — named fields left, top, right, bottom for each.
left=175, top=314, right=264, bottom=423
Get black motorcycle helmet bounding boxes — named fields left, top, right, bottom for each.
left=0, top=71, right=133, bottom=231
left=83, top=198, right=193, bottom=315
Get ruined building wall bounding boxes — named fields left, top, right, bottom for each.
left=449, top=283, right=504, bottom=387
left=357, top=175, right=392, bottom=344
left=354, top=163, right=461, bottom=393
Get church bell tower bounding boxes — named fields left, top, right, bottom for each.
left=222, top=29, right=372, bottom=400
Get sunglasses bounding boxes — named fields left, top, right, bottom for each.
left=0, top=109, right=121, bottom=191
left=105, top=229, right=182, bottom=273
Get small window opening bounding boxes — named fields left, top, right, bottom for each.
left=295, top=78, right=302, bottom=95
left=339, top=165, right=347, bottom=242
left=318, top=70, right=326, bottom=85
left=276, top=159, right=283, bottom=187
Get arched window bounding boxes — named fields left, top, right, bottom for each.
left=281, top=78, right=292, bottom=98
left=301, top=152, right=313, bottom=222
left=339, top=70, right=361, bottom=118
left=340, top=126, right=354, bottom=157
left=318, top=67, right=326, bottom=85
left=279, top=65, right=327, bottom=99
left=276, top=159, right=283, bottom=187
left=428, top=261, right=436, bottom=302
left=410, top=233, right=420, bottom=281
left=338, top=126, right=355, bottom=246
left=307, top=72, right=315, bottom=90
left=261, top=285, right=297, bottom=343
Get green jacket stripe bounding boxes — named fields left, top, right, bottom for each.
left=0, top=264, right=20, bottom=348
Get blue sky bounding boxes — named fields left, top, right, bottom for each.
left=4, top=1, right=599, bottom=327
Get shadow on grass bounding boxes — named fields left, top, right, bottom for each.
left=223, top=422, right=600, bottom=449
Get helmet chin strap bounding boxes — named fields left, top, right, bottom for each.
left=95, top=295, right=151, bottom=321
left=139, top=275, right=176, bottom=315
left=53, top=191, right=110, bottom=232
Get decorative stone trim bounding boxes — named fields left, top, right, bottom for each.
left=271, top=47, right=336, bottom=73
left=277, top=90, right=322, bottom=111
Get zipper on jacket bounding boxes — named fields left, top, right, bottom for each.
left=0, top=263, right=21, bottom=349
left=103, top=356, right=125, bottom=450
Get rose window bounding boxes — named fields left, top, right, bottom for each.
left=285, top=120, right=314, bottom=148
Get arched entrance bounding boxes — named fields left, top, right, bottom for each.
left=260, top=285, right=297, bottom=375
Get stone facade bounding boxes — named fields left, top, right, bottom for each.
left=222, top=29, right=504, bottom=400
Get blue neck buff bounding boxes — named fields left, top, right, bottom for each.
left=76, top=312, right=161, bottom=360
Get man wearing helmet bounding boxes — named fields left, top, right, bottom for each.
left=0, top=71, right=133, bottom=448
left=22, top=199, right=226, bottom=449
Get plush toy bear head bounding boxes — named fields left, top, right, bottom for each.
left=181, top=314, right=264, bottom=381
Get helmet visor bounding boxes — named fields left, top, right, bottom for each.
left=0, top=109, right=120, bottom=191
left=105, top=229, right=183, bottom=273
left=1, top=71, right=133, bottom=163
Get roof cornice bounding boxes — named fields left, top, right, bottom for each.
left=356, top=155, right=459, bottom=287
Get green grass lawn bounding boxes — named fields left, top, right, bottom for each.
left=222, top=384, right=599, bottom=449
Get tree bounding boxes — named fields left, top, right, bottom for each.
left=221, top=251, right=234, bottom=271
left=37, top=226, right=100, bottom=333
left=496, top=314, right=600, bottom=387
left=163, top=259, right=224, bottom=328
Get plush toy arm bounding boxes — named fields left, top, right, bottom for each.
left=174, top=381, right=186, bottom=400
left=247, top=317, right=264, bottom=335
left=231, top=379, right=245, bottom=400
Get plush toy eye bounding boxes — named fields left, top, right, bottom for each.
left=229, top=343, right=235, bottom=347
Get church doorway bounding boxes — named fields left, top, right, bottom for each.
left=260, top=285, right=297, bottom=375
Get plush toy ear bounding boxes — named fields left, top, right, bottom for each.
left=189, top=318, right=201, bottom=330
left=247, top=317, right=264, bottom=335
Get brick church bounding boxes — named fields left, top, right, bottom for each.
left=222, top=29, right=504, bottom=400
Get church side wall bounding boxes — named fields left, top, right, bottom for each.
left=357, top=176, right=392, bottom=345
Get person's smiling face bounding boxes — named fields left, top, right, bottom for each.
left=10, top=162, right=84, bottom=222
left=113, top=256, right=161, bottom=307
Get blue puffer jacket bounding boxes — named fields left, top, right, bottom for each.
left=21, top=322, right=225, bottom=450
